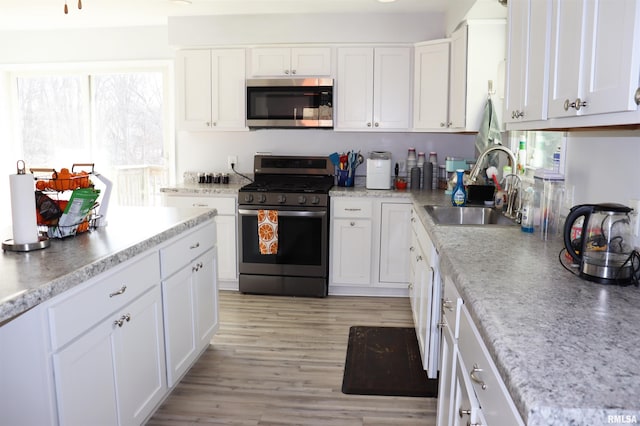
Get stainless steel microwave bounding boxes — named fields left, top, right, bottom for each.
left=246, top=78, right=333, bottom=129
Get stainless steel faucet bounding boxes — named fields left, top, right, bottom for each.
left=467, top=144, right=517, bottom=184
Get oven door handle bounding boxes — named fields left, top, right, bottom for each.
left=238, top=209, right=326, bottom=218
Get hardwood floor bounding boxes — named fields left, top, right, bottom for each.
left=147, top=290, right=437, bottom=425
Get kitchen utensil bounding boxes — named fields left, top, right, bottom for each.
left=329, top=152, right=340, bottom=167
left=563, top=203, right=637, bottom=284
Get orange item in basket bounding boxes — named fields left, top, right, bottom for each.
left=257, top=209, right=278, bottom=255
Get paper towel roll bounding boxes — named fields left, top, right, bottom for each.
left=10, top=173, right=39, bottom=245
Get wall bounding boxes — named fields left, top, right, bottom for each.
left=168, top=13, right=446, bottom=47
left=564, top=129, right=640, bottom=207
left=176, top=130, right=476, bottom=182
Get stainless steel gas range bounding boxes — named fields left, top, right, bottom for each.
left=237, top=155, right=334, bottom=297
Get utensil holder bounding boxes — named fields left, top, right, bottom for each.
left=336, top=169, right=354, bottom=187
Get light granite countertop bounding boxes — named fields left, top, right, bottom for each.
left=140, top=184, right=640, bottom=424
left=0, top=206, right=216, bottom=324
left=160, top=182, right=244, bottom=196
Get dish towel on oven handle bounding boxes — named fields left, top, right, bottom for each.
left=258, top=209, right=278, bottom=255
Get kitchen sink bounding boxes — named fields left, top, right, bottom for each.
left=424, top=205, right=517, bottom=226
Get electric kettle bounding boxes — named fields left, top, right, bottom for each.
left=563, top=203, right=635, bottom=284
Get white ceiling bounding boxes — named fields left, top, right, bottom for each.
left=0, top=0, right=449, bottom=31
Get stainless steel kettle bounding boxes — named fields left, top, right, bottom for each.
left=563, top=203, right=635, bottom=284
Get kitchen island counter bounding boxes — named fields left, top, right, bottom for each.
left=0, top=206, right=216, bottom=324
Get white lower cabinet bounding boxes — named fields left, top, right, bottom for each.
left=437, top=276, right=524, bottom=426
left=330, top=197, right=411, bottom=296
left=160, top=222, right=218, bottom=387
left=163, top=194, right=238, bottom=289
left=408, top=207, right=441, bottom=379
left=50, top=253, right=167, bottom=426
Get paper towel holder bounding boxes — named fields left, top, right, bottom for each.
left=2, top=160, right=51, bottom=252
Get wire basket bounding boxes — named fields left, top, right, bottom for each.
left=31, top=164, right=101, bottom=238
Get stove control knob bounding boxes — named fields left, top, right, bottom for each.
left=277, top=195, right=287, bottom=204
left=258, top=194, right=267, bottom=203
left=243, top=194, right=254, bottom=203
left=311, top=196, right=320, bottom=205
left=297, top=195, right=307, bottom=204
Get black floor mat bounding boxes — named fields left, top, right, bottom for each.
left=341, top=326, right=439, bottom=398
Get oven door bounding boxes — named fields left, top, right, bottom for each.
left=238, top=206, right=328, bottom=278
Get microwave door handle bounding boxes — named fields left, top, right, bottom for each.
left=293, top=107, right=297, bottom=121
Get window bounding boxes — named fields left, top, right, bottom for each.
left=9, top=63, right=171, bottom=210
left=508, top=131, right=566, bottom=176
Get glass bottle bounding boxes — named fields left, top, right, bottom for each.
left=451, top=169, right=467, bottom=207
left=517, top=139, right=527, bottom=175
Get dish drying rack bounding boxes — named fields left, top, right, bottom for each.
left=30, top=163, right=112, bottom=238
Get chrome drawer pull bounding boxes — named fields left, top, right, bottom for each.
left=437, top=320, right=447, bottom=329
left=109, top=285, right=127, bottom=298
left=190, top=242, right=200, bottom=249
left=470, top=364, right=487, bottom=390
left=459, top=408, right=471, bottom=417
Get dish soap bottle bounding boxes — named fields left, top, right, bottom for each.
left=451, top=169, right=467, bottom=207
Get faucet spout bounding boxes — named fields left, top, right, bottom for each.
left=468, top=145, right=517, bottom=184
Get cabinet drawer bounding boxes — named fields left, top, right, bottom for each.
left=458, top=306, right=524, bottom=425
left=332, top=198, right=373, bottom=218
left=442, top=277, right=462, bottom=339
left=160, top=222, right=216, bottom=278
left=165, top=195, right=236, bottom=215
left=49, top=252, right=160, bottom=350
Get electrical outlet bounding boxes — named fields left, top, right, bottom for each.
left=227, top=155, right=238, bottom=170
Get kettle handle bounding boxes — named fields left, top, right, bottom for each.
left=563, top=204, right=594, bottom=264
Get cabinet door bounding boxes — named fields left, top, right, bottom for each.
left=413, top=41, right=450, bottom=130
left=162, top=265, right=197, bottom=387
left=215, top=214, right=237, bottom=282
left=436, top=320, right=456, bottom=426
left=194, top=249, right=219, bottom=348
left=251, top=47, right=291, bottom=76
left=548, top=0, right=587, bottom=118
left=448, top=25, right=468, bottom=129
left=452, top=350, right=482, bottom=426
left=331, top=218, right=372, bottom=285
left=211, top=49, right=246, bottom=129
left=336, top=47, right=374, bottom=129
left=53, top=320, right=119, bottom=426
left=379, top=203, right=411, bottom=284
left=581, top=0, right=640, bottom=115
left=408, top=229, right=420, bottom=324
left=505, top=0, right=551, bottom=123
left=291, top=47, right=332, bottom=76
left=176, top=50, right=213, bottom=131
left=113, top=288, right=167, bottom=426
left=373, top=47, right=412, bottom=129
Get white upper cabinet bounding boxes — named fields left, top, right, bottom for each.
left=413, top=40, right=450, bottom=130
left=547, top=0, right=640, bottom=119
left=176, top=49, right=246, bottom=131
left=414, top=20, right=505, bottom=132
left=250, top=47, right=331, bottom=77
left=448, top=25, right=468, bottom=130
left=504, top=0, right=552, bottom=124
left=336, top=46, right=411, bottom=131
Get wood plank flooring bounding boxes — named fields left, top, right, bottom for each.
left=146, top=290, right=437, bottom=425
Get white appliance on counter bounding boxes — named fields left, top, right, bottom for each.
left=366, top=151, right=392, bottom=189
